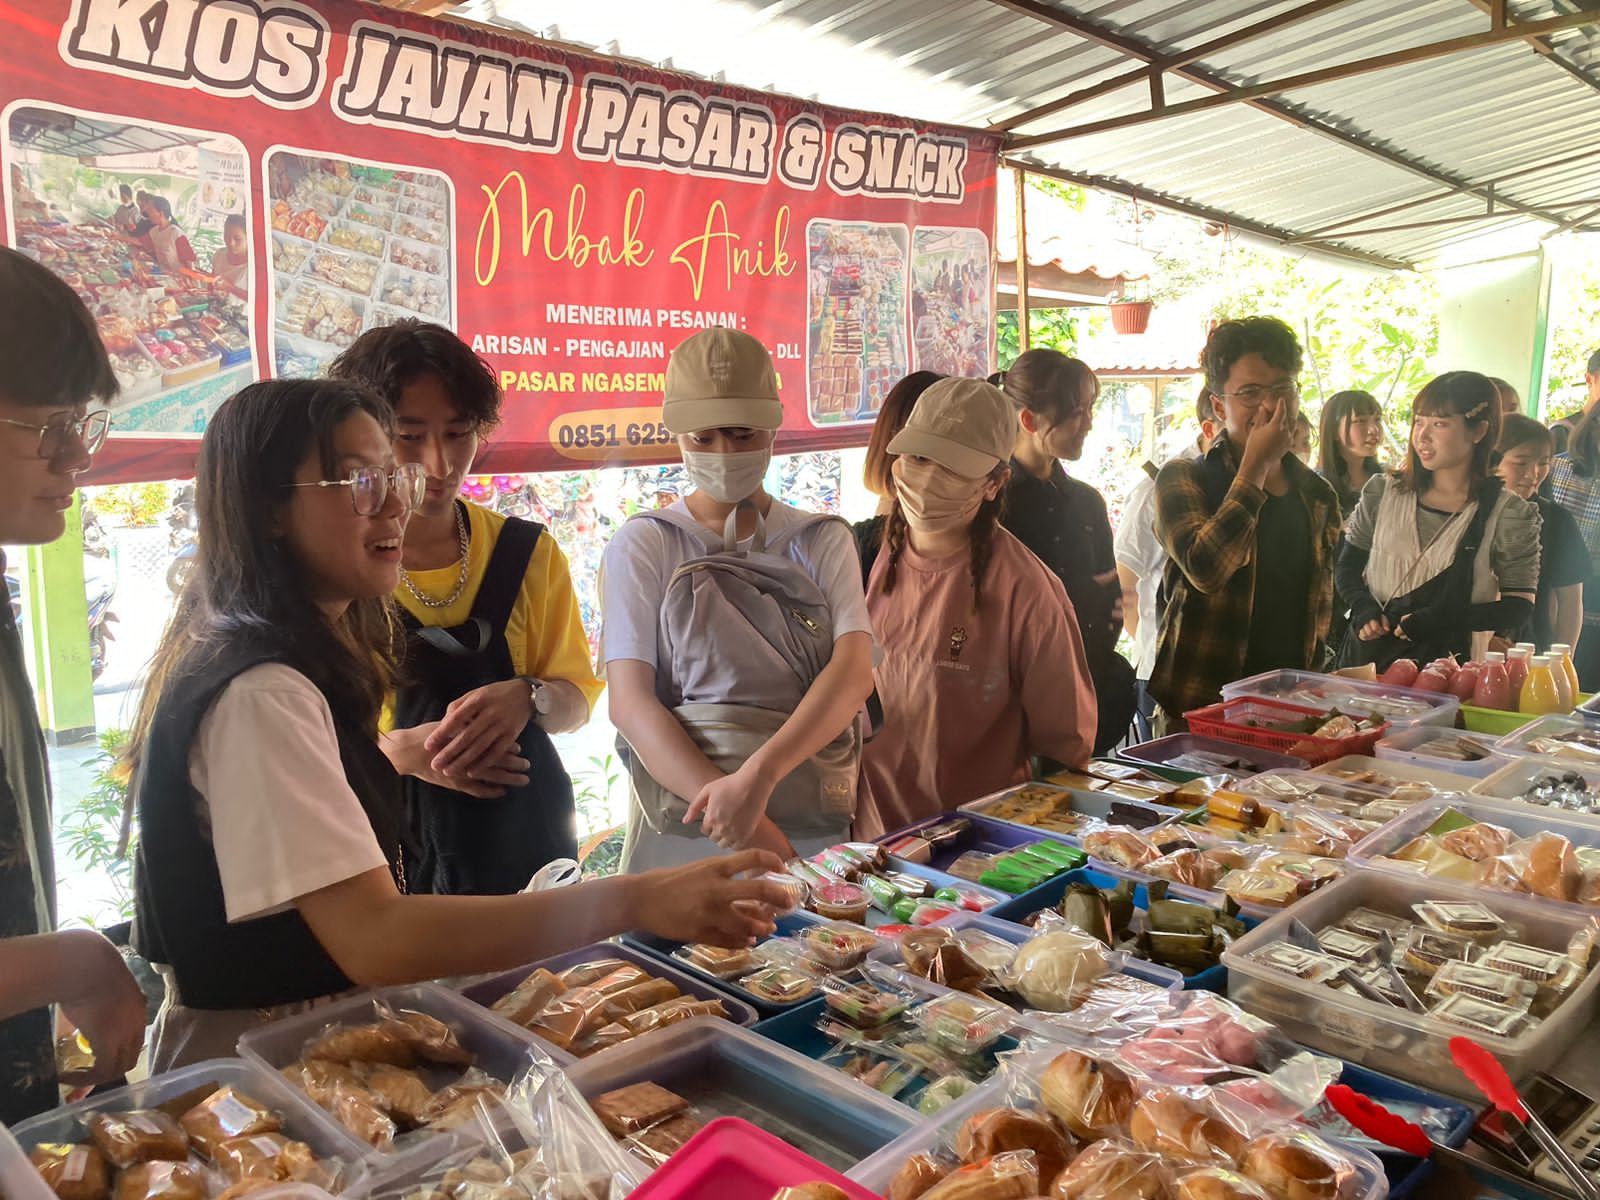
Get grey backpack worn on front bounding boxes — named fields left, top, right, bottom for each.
left=623, top=502, right=861, bottom=840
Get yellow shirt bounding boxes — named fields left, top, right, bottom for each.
left=391, top=502, right=604, bottom=717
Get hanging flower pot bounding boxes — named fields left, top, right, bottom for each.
left=1109, top=299, right=1154, bottom=335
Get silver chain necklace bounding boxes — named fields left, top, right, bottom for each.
left=400, top=502, right=469, bottom=609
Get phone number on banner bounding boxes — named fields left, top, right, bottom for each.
left=548, top=409, right=675, bottom=462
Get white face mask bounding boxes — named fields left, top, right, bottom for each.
left=682, top=446, right=772, bottom=503
left=893, top=456, right=989, bottom=533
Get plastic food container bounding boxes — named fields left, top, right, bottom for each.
left=0, top=1123, right=51, bottom=1200
left=987, top=868, right=1256, bottom=992
left=1116, top=734, right=1308, bottom=780
left=1317, top=753, right=1482, bottom=793
left=1350, top=796, right=1600, bottom=913
left=1186, top=697, right=1390, bottom=765
left=848, top=1044, right=1389, bottom=1200
left=1222, top=872, right=1600, bottom=1096
left=237, top=983, right=544, bottom=1170
left=625, top=1117, right=880, bottom=1200
left=562, top=1017, right=917, bottom=1177
left=454, top=941, right=760, bottom=1061
left=877, top=811, right=1081, bottom=877
left=1221, top=669, right=1460, bottom=729
left=10, top=1058, right=372, bottom=1199
left=1493, top=713, right=1600, bottom=766
left=1470, top=757, right=1600, bottom=826
left=623, top=915, right=825, bottom=1017
left=959, top=781, right=1187, bottom=836
left=1374, top=726, right=1508, bottom=781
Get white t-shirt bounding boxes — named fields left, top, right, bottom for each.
left=1113, top=443, right=1201, bottom=680
left=598, top=497, right=873, bottom=673
left=188, top=663, right=387, bottom=924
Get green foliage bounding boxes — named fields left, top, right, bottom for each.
left=997, top=309, right=1079, bottom=369
left=1544, top=235, right=1600, bottom=422
left=58, top=729, right=136, bottom=926
left=90, top=482, right=171, bottom=527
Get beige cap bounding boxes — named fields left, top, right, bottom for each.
left=662, top=327, right=783, bottom=435
left=887, top=376, right=1018, bottom=478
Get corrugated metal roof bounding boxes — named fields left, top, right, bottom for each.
left=440, top=0, right=1600, bottom=268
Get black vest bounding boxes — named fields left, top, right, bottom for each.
left=132, top=641, right=406, bottom=1009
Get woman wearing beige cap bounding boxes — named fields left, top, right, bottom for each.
left=855, top=376, right=1097, bottom=841
left=600, top=328, right=877, bottom=869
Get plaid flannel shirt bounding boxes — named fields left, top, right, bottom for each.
left=1549, top=454, right=1600, bottom=618
left=1148, top=436, right=1342, bottom=716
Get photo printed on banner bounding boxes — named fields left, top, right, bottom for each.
left=1, top=101, right=256, bottom=434
left=804, top=218, right=908, bottom=427
left=265, top=146, right=455, bottom=379
left=911, top=226, right=991, bottom=379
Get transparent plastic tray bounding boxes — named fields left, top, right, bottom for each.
left=1316, top=754, right=1481, bottom=793
left=237, top=984, right=544, bottom=1171
left=1371, top=726, right=1508, bottom=781
left=10, top=1058, right=371, bottom=1199
left=561, top=1017, right=918, bottom=1177
left=1349, top=796, right=1600, bottom=914
left=1470, top=757, right=1600, bottom=826
left=1493, top=713, right=1600, bottom=767
left=1222, top=872, right=1600, bottom=1097
left=1221, top=668, right=1460, bottom=728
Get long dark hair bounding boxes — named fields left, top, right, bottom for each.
left=1000, top=348, right=1098, bottom=426
left=1569, top=403, right=1600, bottom=478
left=862, top=371, right=942, bottom=497
left=128, top=380, right=402, bottom=765
left=881, top=464, right=1007, bottom=612
left=1318, top=389, right=1382, bottom=501
left=1398, top=371, right=1500, bottom=493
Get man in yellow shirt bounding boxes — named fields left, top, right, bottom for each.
left=330, top=321, right=602, bottom=894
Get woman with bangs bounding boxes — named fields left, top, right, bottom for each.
left=1317, top=389, right=1386, bottom=516
left=1334, top=371, right=1540, bottom=671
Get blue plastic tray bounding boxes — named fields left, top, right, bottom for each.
left=753, top=996, right=1019, bottom=1113
left=986, top=867, right=1259, bottom=992
left=875, top=812, right=1087, bottom=891
left=624, top=912, right=826, bottom=1017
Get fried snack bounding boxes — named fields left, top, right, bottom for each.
left=1052, top=1140, right=1171, bottom=1200
left=558, top=959, right=629, bottom=988
left=383, top=1009, right=474, bottom=1066
left=1085, top=829, right=1161, bottom=870
left=360, top=1062, right=435, bottom=1125
left=629, top=1114, right=704, bottom=1163
left=889, top=1154, right=952, bottom=1200
left=1512, top=833, right=1581, bottom=902
left=1129, top=1089, right=1245, bottom=1163
left=217, top=1180, right=288, bottom=1200
left=528, top=986, right=611, bottom=1049
left=900, top=928, right=955, bottom=977
left=1439, top=823, right=1512, bottom=861
left=179, top=1088, right=281, bottom=1158
left=303, top=1022, right=416, bottom=1067
left=289, top=1058, right=365, bottom=1105
left=601, top=978, right=681, bottom=1020
left=1240, top=1133, right=1351, bottom=1200
left=956, top=1108, right=1072, bottom=1181
left=580, top=998, right=727, bottom=1053
left=1147, top=849, right=1223, bottom=891
left=29, top=1144, right=111, bottom=1200
left=923, top=1153, right=1039, bottom=1200
left=112, top=1162, right=206, bottom=1200
left=212, top=1134, right=327, bottom=1186
left=85, top=1111, right=189, bottom=1169
left=332, top=1086, right=398, bottom=1149
left=1040, top=1050, right=1136, bottom=1139
left=591, top=1082, right=689, bottom=1137
left=490, top=967, right=567, bottom=1026
left=1176, top=1168, right=1277, bottom=1200
left=420, top=1075, right=506, bottom=1129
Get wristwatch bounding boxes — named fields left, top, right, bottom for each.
left=522, top=676, right=553, bottom=719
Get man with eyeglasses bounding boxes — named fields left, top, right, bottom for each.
left=0, top=246, right=147, bottom=1119
left=1149, top=317, right=1343, bottom=731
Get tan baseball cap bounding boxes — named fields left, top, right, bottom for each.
left=662, top=327, right=784, bottom=435
left=888, top=376, right=1018, bottom=478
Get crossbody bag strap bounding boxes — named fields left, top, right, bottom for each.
left=472, top=511, right=543, bottom=632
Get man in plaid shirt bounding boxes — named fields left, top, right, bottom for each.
left=1149, top=318, right=1343, bottom=729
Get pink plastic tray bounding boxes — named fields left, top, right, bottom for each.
left=627, top=1117, right=879, bottom=1199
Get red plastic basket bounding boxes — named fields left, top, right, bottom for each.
left=1183, top=696, right=1388, bottom=766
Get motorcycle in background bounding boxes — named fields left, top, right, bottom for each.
left=4, top=509, right=117, bottom=679
left=166, top=483, right=196, bottom=596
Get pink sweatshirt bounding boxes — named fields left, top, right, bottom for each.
left=855, top=526, right=1097, bottom=840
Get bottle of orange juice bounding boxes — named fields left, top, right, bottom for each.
left=1520, top=654, right=1565, bottom=715
left=1550, top=643, right=1581, bottom=704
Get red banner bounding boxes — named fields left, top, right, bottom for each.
left=0, top=0, right=1000, bottom=484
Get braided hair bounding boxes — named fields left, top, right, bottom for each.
left=881, top=464, right=1008, bottom=612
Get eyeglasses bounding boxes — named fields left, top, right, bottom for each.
left=1215, top=381, right=1299, bottom=408
left=284, top=462, right=427, bottom=516
left=1, top=409, right=111, bottom=460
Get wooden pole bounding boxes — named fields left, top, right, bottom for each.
left=1014, top=165, right=1031, bottom=354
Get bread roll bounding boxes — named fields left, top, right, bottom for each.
left=1439, top=823, right=1511, bottom=862
left=889, top=1154, right=952, bottom=1200
left=1051, top=1140, right=1169, bottom=1200
left=1040, top=1050, right=1136, bottom=1139
left=178, top=1088, right=281, bottom=1158
left=1128, top=1089, right=1244, bottom=1164
left=1176, top=1167, right=1278, bottom=1200
left=956, top=1108, right=1072, bottom=1181
left=1240, top=1133, right=1350, bottom=1200
left=29, top=1144, right=110, bottom=1200
left=922, top=1153, right=1040, bottom=1200
left=85, top=1111, right=188, bottom=1169
left=112, top=1162, right=206, bottom=1200
left=770, top=1186, right=851, bottom=1200
left=1515, top=833, right=1580, bottom=902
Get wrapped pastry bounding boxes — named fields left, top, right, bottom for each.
left=923, top=1152, right=1039, bottom=1200
left=601, top=978, right=681, bottom=1020
left=1439, top=822, right=1512, bottom=862
left=1010, top=929, right=1109, bottom=1012
left=29, top=1144, right=111, bottom=1200
left=179, top=1087, right=281, bottom=1158
left=557, top=959, right=630, bottom=989
left=384, top=1009, right=474, bottom=1066
left=303, top=1022, right=415, bottom=1067
left=1240, top=1132, right=1353, bottom=1200
left=287, top=1058, right=364, bottom=1106
left=956, top=1108, right=1072, bottom=1180
left=1147, top=850, right=1224, bottom=892
left=218, top=1180, right=289, bottom=1200
left=112, top=1162, right=206, bottom=1200
left=1040, top=1049, right=1136, bottom=1139
left=1176, top=1167, right=1277, bottom=1200
left=333, top=1085, right=398, bottom=1149
left=580, top=998, right=726, bottom=1054
left=1505, top=833, right=1580, bottom=902
left=361, top=1062, right=435, bottom=1125
left=1129, top=1088, right=1245, bottom=1163
left=528, top=986, right=611, bottom=1048
left=490, top=968, right=566, bottom=1026
left=889, top=1154, right=951, bottom=1200
left=628, top=1113, right=704, bottom=1164
left=591, top=1082, right=688, bottom=1137
left=420, top=1072, right=506, bottom=1129
left=771, top=1187, right=849, bottom=1200
left=212, top=1134, right=326, bottom=1185
left=85, top=1111, right=189, bottom=1169
left=1052, top=1139, right=1172, bottom=1200
left=1085, top=829, right=1161, bottom=870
